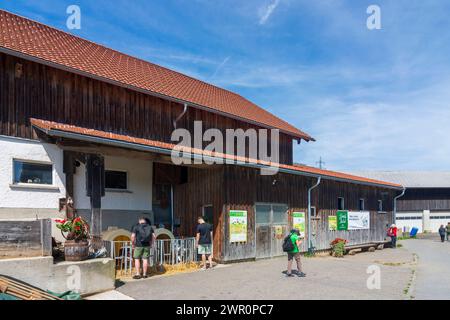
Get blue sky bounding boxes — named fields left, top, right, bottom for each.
left=2, top=0, right=450, bottom=171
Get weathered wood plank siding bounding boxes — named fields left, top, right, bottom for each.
left=0, top=219, right=52, bottom=258
left=0, top=53, right=295, bottom=165
left=397, top=188, right=450, bottom=211
left=219, top=166, right=396, bottom=262
left=165, top=165, right=225, bottom=260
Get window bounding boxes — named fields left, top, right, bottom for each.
left=272, top=205, right=288, bottom=224
left=202, top=205, right=214, bottom=225
left=338, top=197, right=345, bottom=210
left=152, top=184, right=172, bottom=228
left=359, top=199, right=365, bottom=211
left=13, top=160, right=53, bottom=185
left=378, top=200, right=383, bottom=212
left=255, top=204, right=272, bottom=224
left=105, top=170, right=127, bottom=190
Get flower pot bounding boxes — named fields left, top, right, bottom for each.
left=64, top=240, right=89, bottom=261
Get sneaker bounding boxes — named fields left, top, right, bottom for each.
left=297, top=272, right=306, bottom=277
left=286, top=273, right=295, bottom=277
left=142, top=274, right=148, bottom=279
left=132, top=274, right=142, bottom=280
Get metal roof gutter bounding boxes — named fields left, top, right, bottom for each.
left=33, top=125, right=401, bottom=190
left=1, top=46, right=314, bottom=142
left=393, top=187, right=407, bottom=224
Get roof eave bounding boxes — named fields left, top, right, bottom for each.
left=31, top=122, right=400, bottom=190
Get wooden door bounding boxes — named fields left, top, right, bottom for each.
left=255, top=204, right=289, bottom=259
left=271, top=205, right=289, bottom=257
left=255, top=204, right=272, bottom=259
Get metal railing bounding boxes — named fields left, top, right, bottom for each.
left=103, top=237, right=197, bottom=275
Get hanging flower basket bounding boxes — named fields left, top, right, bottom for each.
left=56, top=217, right=90, bottom=261
left=330, top=238, right=347, bottom=257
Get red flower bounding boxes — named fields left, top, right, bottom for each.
left=330, top=238, right=347, bottom=246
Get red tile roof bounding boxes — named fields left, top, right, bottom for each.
left=31, top=118, right=402, bottom=189
left=0, top=10, right=313, bottom=141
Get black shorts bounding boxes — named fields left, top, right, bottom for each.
left=287, top=252, right=301, bottom=261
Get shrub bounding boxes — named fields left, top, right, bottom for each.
left=330, top=238, right=347, bottom=257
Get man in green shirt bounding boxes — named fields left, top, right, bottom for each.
left=286, top=229, right=306, bottom=278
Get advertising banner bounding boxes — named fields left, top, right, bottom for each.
left=292, top=212, right=306, bottom=238
left=336, top=210, right=349, bottom=231
left=229, top=210, right=247, bottom=243
left=328, top=215, right=337, bottom=231
left=348, top=211, right=370, bottom=230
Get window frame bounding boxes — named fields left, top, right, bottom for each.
left=359, top=198, right=365, bottom=211
left=104, top=169, right=129, bottom=191
left=377, top=199, right=384, bottom=213
left=11, top=158, right=54, bottom=187
left=337, top=197, right=345, bottom=210
left=202, top=204, right=214, bottom=225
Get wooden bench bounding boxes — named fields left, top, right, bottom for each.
left=344, top=241, right=389, bottom=255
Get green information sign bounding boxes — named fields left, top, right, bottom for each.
left=336, top=210, right=349, bottom=231
left=328, top=215, right=337, bottom=231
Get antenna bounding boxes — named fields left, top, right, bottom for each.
left=316, top=157, right=325, bottom=169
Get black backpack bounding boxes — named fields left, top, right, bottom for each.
left=137, top=224, right=153, bottom=244
left=282, top=233, right=295, bottom=252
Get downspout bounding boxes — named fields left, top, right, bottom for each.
left=308, top=176, right=321, bottom=254
left=170, top=185, right=174, bottom=233
left=173, top=103, right=188, bottom=129
left=393, top=186, right=406, bottom=225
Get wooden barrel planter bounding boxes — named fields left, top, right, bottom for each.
left=64, top=240, right=90, bottom=261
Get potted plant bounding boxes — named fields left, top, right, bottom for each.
left=56, top=217, right=90, bottom=261
left=330, top=238, right=347, bottom=257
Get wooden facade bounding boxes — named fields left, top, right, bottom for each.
left=397, top=188, right=450, bottom=212
left=0, top=219, right=52, bottom=258
left=158, top=164, right=396, bottom=262
left=0, top=52, right=294, bottom=165
left=0, top=49, right=400, bottom=263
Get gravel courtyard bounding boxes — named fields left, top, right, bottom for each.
left=117, top=245, right=415, bottom=300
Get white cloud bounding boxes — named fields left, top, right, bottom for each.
left=258, top=0, right=280, bottom=25
left=209, top=56, right=231, bottom=80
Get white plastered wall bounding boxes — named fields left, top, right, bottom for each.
left=73, top=155, right=153, bottom=211
left=0, top=135, right=66, bottom=216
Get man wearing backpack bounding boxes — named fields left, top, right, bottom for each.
left=196, top=216, right=213, bottom=270
left=285, top=228, right=305, bottom=278
left=131, top=217, right=156, bottom=279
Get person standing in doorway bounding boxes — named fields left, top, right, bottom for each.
left=439, top=225, right=446, bottom=243
left=286, top=229, right=305, bottom=278
left=196, top=216, right=213, bottom=270
left=387, top=224, right=398, bottom=248
left=131, top=217, right=156, bottom=279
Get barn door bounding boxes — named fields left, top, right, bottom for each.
left=271, top=205, right=289, bottom=257
left=255, top=204, right=272, bottom=259
left=255, top=204, right=289, bottom=259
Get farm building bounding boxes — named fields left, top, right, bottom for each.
left=0, top=10, right=403, bottom=263
left=351, top=171, right=450, bottom=233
